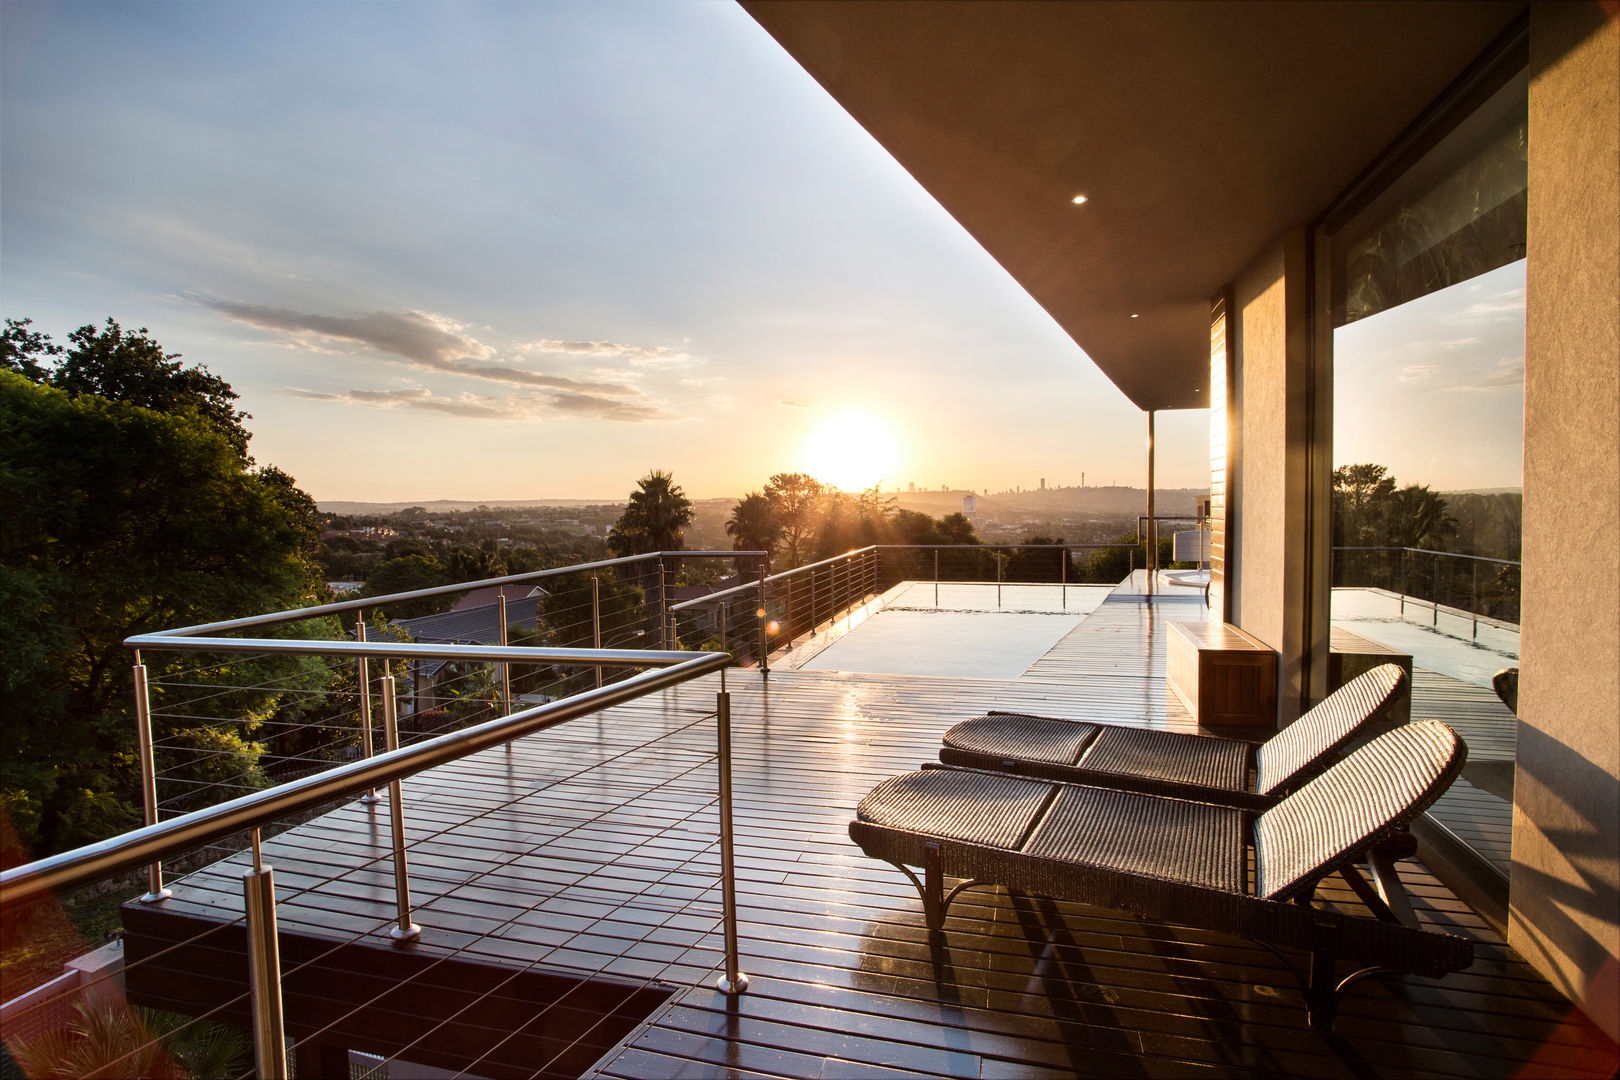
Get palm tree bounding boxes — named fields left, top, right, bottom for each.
left=608, top=469, right=694, bottom=556
left=1381, top=484, right=1459, bottom=549
left=725, top=492, right=779, bottom=557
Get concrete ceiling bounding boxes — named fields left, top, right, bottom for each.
left=742, top=0, right=1525, bottom=411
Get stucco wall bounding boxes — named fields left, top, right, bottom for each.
left=1228, top=230, right=1310, bottom=725
left=1514, top=0, right=1620, bottom=1043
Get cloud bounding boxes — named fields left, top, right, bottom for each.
left=1438, top=336, right=1482, bottom=350
left=1451, top=288, right=1527, bottom=323
left=1395, top=356, right=1522, bottom=392
left=1459, top=356, right=1524, bottom=391
left=287, top=386, right=675, bottom=421
left=517, top=337, right=695, bottom=367
left=779, top=399, right=811, bottom=408
left=205, top=300, right=646, bottom=396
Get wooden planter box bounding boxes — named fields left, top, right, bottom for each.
left=1167, top=620, right=1278, bottom=728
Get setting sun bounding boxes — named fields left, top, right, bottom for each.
left=802, top=412, right=898, bottom=491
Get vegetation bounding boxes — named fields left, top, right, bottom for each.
left=10, top=999, right=249, bottom=1080
left=1332, top=463, right=1458, bottom=551
left=1331, top=462, right=1520, bottom=619
left=607, top=469, right=694, bottom=556
left=1, top=317, right=326, bottom=863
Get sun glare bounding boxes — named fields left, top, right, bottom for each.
left=803, top=412, right=897, bottom=492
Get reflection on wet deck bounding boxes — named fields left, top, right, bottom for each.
left=131, top=578, right=1615, bottom=1078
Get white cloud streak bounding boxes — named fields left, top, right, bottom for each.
left=517, top=337, right=695, bottom=367
left=286, top=386, right=674, bottom=422
left=206, top=300, right=648, bottom=396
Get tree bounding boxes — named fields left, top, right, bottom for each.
left=934, top=512, right=987, bottom=579
left=6, top=317, right=252, bottom=459
left=1007, top=536, right=1074, bottom=582
left=608, top=469, right=694, bottom=556
left=360, top=554, right=451, bottom=617
left=763, top=473, right=825, bottom=568
left=725, top=492, right=779, bottom=557
left=1332, top=463, right=1396, bottom=548
left=1, top=317, right=61, bottom=381
left=0, top=370, right=318, bottom=860
left=1381, top=483, right=1458, bottom=550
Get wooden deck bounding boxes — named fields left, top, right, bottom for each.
left=124, top=577, right=1616, bottom=1079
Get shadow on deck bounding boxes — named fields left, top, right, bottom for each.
left=122, top=581, right=1617, bottom=1079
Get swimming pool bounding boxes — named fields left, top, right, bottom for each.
left=796, top=583, right=1111, bottom=678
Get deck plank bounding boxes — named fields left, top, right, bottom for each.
left=122, top=582, right=1614, bottom=1079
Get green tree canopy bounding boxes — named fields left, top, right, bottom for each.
left=4, top=317, right=252, bottom=459
left=763, top=472, right=825, bottom=568
left=0, top=370, right=318, bottom=860
left=608, top=469, right=694, bottom=556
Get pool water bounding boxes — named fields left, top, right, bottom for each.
left=797, top=584, right=1111, bottom=679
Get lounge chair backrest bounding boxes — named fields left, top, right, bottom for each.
left=1254, top=664, right=1406, bottom=797
left=1255, top=719, right=1465, bottom=900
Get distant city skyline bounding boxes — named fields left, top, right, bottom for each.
left=1, top=1, right=1210, bottom=502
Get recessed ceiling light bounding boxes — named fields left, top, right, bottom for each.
left=1070, top=194, right=1089, bottom=205
left=1130, top=313, right=1139, bottom=319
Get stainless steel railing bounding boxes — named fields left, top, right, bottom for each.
left=670, top=542, right=1143, bottom=672
left=4, top=597, right=748, bottom=1078
left=1332, top=545, right=1522, bottom=631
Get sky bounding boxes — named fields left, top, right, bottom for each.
left=0, top=2, right=1210, bottom=503
left=1334, top=260, right=1525, bottom=492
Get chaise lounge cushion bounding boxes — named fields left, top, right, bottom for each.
left=939, top=663, right=1407, bottom=808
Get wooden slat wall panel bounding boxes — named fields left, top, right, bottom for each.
left=1210, top=293, right=1232, bottom=621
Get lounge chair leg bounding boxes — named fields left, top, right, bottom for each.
left=1367, top=836, right=1418, bottom=927
left=1307, top=947, right=1339, bottom=1032
left=923, top=842, right=944, bottom=929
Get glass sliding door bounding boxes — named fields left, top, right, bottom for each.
left=1319, top=51, right=1526, bottom=885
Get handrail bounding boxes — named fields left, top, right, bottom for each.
left=675, top=542, right=1144, bottom=612
left=671, top=546, right=874, bottom=611
left=0, top=651, right=731, bottom=908
left=872, top=543, right=1135, bottom=550
left=760, top=546, right=876, bottom=585
left=137, top=550, right=768, bottom=640
left=1332, top=545, right=1519, bottom=567
left=125, top=637, right=701, bottom=667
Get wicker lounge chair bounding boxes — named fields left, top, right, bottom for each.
left=850, top=719, right=1472, bottom=1030
left=940, top=663, right=1408, bottom=811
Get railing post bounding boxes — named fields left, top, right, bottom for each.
left=497, top=592, right=512, bottom=716
left=757, top=562, right=770, bottom=676
left=1433, top=553, right=1441, bottom=627
left=132, top=656, right=172, bottom=902
left=715, top=689, right=748, bottom=995
left=657, top=558, right=668, bottom=650
left=244, top=829, right=287, bottom=1080
left=1472, top=562, right=1479, bottom=639
left=1400, top=549, right=1407, bottom=617
left=380, top=675, right=421, bottom=943
left=356, top=622, right=380, bottom=804
left=934, top=550, right=940, bottom=607
left=811, top=567, right=819, bottom=633
left=592, top=575, right=603, bottom=688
